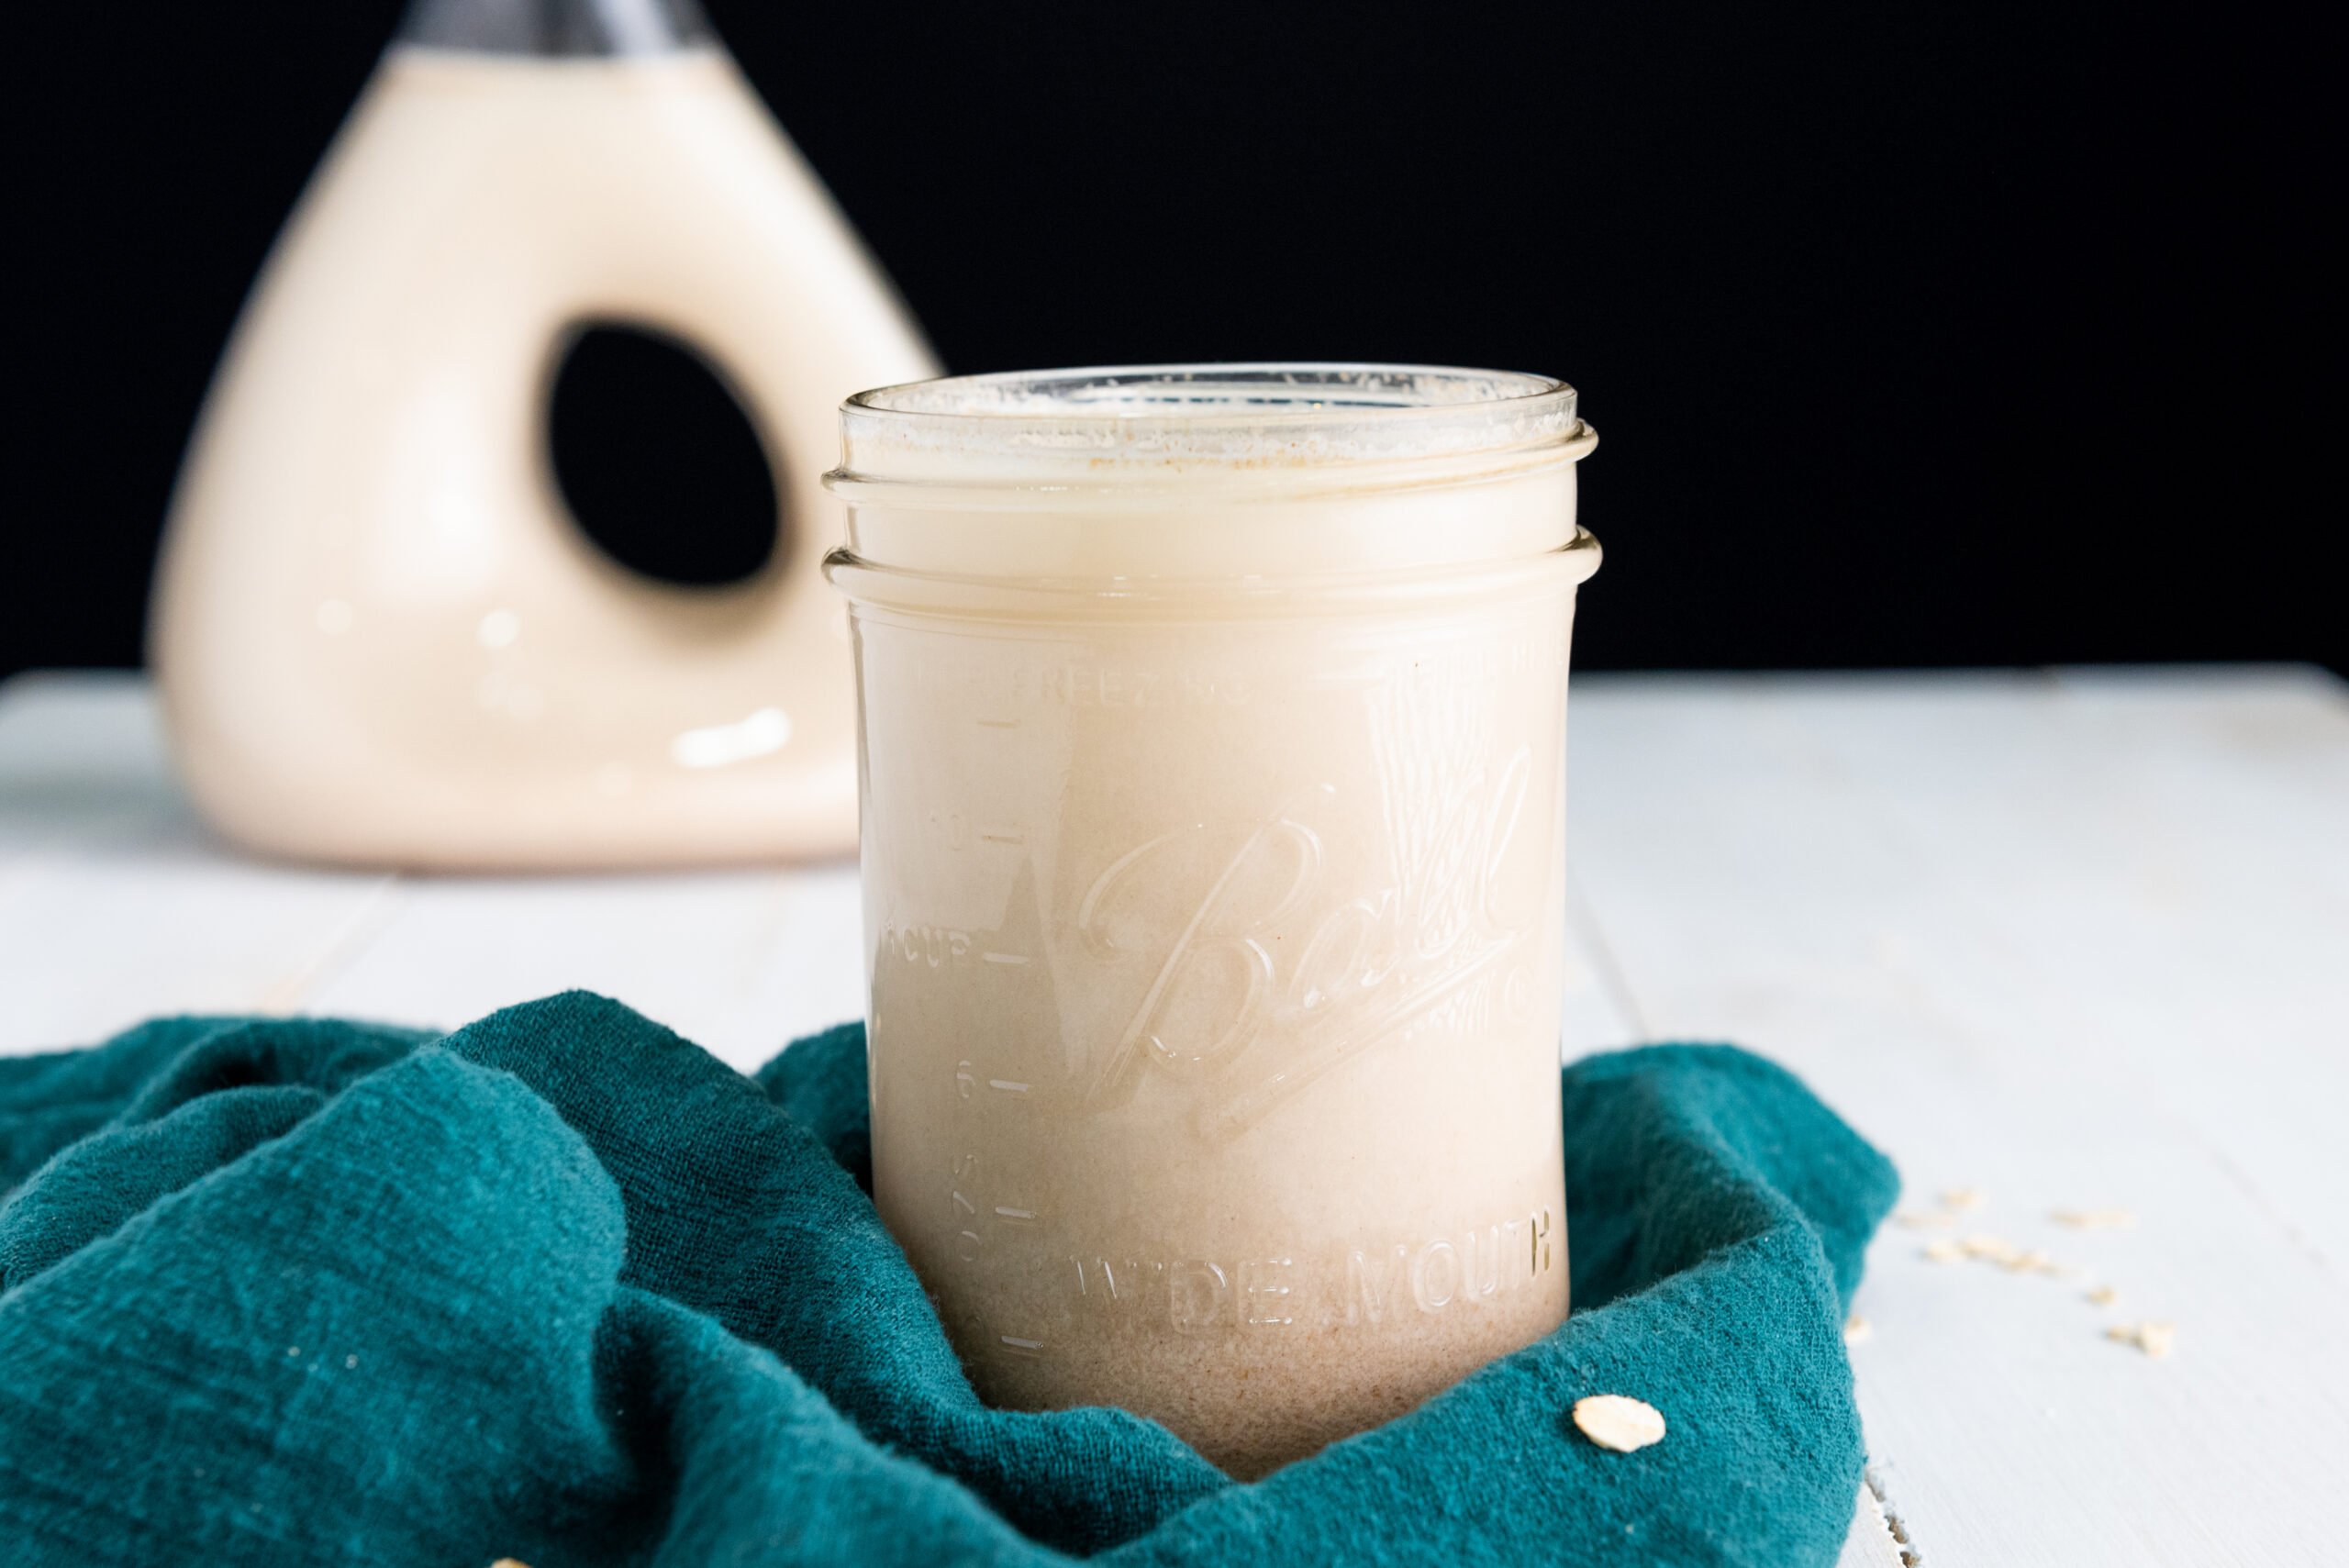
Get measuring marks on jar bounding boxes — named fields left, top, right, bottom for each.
left=880, top=923, right=1037, bottom=973
left=918, top=716, right=1054, bottom=1356
left=913, top=792, right=1054, bottom=1361
left=946, top=1062, right=1068, bottom=1359
left=923, top=809, right=1030, bottom=856
left=948, top=1077, right=1047, bottom=1242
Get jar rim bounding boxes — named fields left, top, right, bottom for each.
left=829, top=362, right=1586, bottom=488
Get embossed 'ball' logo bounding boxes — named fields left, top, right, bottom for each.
left=1073, top=747, right=1544, bottom=1135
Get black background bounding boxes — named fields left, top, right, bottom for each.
left=2, top=3, right=2335, bottom=681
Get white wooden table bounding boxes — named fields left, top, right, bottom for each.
left=3, top=667, right=2343, bottom=1566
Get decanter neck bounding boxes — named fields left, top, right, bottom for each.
left=396, top=0, right=716, bottom=56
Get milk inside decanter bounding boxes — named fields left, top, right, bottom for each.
left=152, top=0, right=935, bottom=868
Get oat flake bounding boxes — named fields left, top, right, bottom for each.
left=1573, top=1395, right=1667, bottom=1452
left=1961, top=1234, right=2022, bottom=1264
left=2105, top=1321, right=2176, bottom=1360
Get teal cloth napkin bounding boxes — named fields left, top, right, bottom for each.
left=0, top=991, right=1897, bottom=1567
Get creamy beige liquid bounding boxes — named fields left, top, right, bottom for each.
left=153, top=48, right=934, bottom=868
left=833, top=387, right=1596, bottom=1475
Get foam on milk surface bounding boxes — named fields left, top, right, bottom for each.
left=834, top=365, right=1588, bottom=484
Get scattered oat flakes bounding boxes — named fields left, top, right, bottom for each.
left=1940, top=1186, right=1987, bottom=1212
left=1921, top=1240, right=1964, bottom=1263
left=1573, top=1394, right=1667, bottom=1452
left=1842, top=1315, right=1873, bottom=1346
left=1894, top=1209, right=1955, bottom=1229
left=2000, top=1248, right=2058, bottom=1275
left=2085, top=1285, right=2119, bottom=1307
left=2105, top=1321, right=2176, bottom=1360
left=2052, top=1207, right=2135, bottom=1230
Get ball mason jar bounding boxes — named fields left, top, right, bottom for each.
left=823, top=365, right=1599, bottom=1476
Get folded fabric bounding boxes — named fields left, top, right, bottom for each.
left=0, top=992, right=1897, bottom=1567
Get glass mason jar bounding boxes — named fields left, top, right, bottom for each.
left=824, top=365, right=1599, bottom=1476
